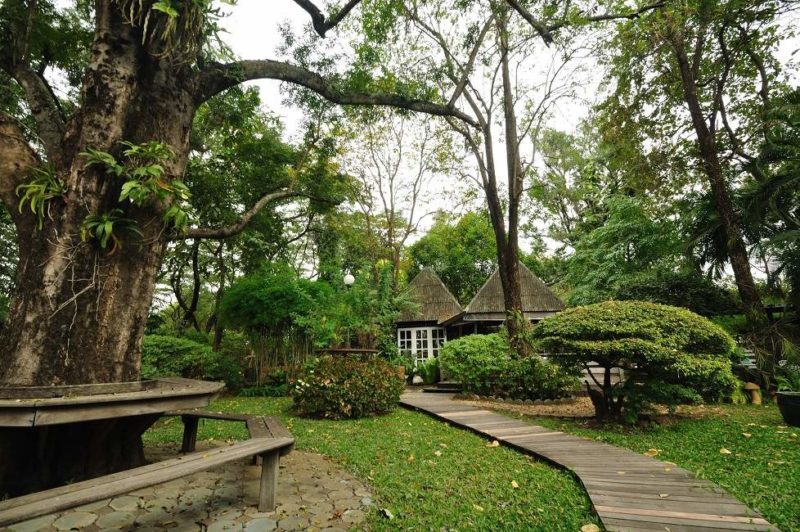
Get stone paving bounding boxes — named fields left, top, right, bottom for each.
left=2, top=443, right=373, bottom=532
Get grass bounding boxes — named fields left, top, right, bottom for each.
left=484, top=403, right=800, bottom=531
left=144, top=397, right=598, bottom=531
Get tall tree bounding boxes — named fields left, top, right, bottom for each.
left=599, top=0, right=794, bottom=326
left=399, top=0, right=585, bottom=351
left=0, top=0, right=472, bottom=387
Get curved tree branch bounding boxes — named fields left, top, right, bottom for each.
left=178, top=189, right=303, bottom=240
left=194, top=59, right=479, bottom=128
left=0, top=113, right=40, bottom=223
left=292, top=0, right=363, bottom=37
left=506, top=0, right=668, bottom=44
left=7, top=64, right=66, bottom=163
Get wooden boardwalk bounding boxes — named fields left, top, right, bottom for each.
left=401, top=392, right=777, bottom=532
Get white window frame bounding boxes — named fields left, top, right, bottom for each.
left=397, top=326, right=447, bottom=366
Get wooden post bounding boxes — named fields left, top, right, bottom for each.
left=258, top=451, right=280, bottom=512
left=180, top=416, right=199, bottom=453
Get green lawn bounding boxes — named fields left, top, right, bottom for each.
left=490, top=404, right=800, bottom=531
left=144, top=397, right=598, bottom=531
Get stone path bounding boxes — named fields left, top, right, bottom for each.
left=1, top=444, right=373, bottom=532
left=401, top=392, right=777, bottom=532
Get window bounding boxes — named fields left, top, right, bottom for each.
left=397, top=327, right=447, bottom=366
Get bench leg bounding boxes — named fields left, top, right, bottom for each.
left=181, top=416, right=199, bottom=453
left=258, top=451, right=280, bottom=512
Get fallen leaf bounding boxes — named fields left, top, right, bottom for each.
left=407, top=455, right=415, bottom=463
left=511, top=480, right=520, bottom=489
left=617, top=471, right=626, bottom=475
left=473, top=504, right=484, bottom=512
left=644, top=448, right=659, bottom=457
left=659, top=493, right=669, bottom=498
left=581, top=525, right=601, bottom=532
left=434, top=450, right=442, bottom=457
left=486, top=440, right=500, bottom=448
left=720, top=448, right=732, bottom=455
left=742, top=433, right=752, bottom=438
left=439, top=443, right=448, bottom=448
left=379, top=508, right=395, bottom=520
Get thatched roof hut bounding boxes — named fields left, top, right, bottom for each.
left=461, top=261, right=564, bottom=322
left=396, top=269, right=463, bottom=324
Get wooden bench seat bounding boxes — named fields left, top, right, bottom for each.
left=0, top=412, right=294, bottom=528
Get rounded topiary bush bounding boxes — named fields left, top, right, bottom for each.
left=291, top=356, right=404, bottom=419
left=141, top=334, right=244, bottom=390
left=532, top=300, right=739, bottom=422
left=439, top=333, right=580, bottom=400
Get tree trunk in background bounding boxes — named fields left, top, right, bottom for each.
left=497, top=8, right=532, bottom=354
left=672, top=40, right=766, bottom=328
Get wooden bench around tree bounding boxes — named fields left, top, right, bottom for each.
left=0, top=411, right=294, bottom=527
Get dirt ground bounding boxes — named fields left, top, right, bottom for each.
left=453, top=394, right=731, bottom=422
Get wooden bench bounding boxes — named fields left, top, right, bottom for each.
left=0, top=411, right=294, bottom=527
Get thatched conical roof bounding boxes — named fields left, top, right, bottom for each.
left=396, top=269, right=463, bottom=324
left=464, top=262, right=564, bottom=321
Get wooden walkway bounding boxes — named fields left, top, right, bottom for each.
left=401, top=392, right=777, bottom=532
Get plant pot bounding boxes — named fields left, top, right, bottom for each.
left=776, top=392, right=800, bottom=428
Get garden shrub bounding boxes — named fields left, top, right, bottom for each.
left=291, top=356, right=404, bottom=419
left=439, top=334, right=580, bottom=400
left=532, top=300, right=739, bottom=423
left=417, top=357, right=440, bottom=384
left=141, top=335, right=244, bottom=390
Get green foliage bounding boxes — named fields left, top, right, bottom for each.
left=417, top=357, right=439, bottom=385
left=220, top=265, right=330, bottom=335
left=141, top=334, right=244, bottom=389
left=297, top=264, right=404, bottom=353
left=439, top=334, right=581, bottom=400
left=533, top=301, right=739, bottom=422
left=291, top=356, right=404, bottom=419
left=82, top=140, right=192, bottom=233
left=565, top=196, right=682, bottom=305
left=15, top=167, right=68, bottom=230
left=407, top=211, right=497, bottom=303
left=80, top=209, right=143, bottom=253
left=616, top=269, right=740, bottom=316
left=776, top=341, right=800, bottom=392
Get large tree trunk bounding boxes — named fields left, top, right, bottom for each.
left=0, top=2, right=197, bottom=494
left=0, top=4, right=196, bottom=386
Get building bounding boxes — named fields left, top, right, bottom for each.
left=396, top=263, right=565, bottom=365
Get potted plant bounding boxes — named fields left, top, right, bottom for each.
left=776, top=362, right=800, bottom=428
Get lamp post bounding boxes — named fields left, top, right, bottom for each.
left=343, top=272, right=355, bottom=348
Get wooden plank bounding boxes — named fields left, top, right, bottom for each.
left=32, top=395, right=215, bottom=426
left=167, top=410, right=250, bottom=422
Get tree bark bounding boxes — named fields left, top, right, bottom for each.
left=670, top=38, right=766, bottom=327
left=0, top=3, right=197, bottom=386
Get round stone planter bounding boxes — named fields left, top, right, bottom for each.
left=776, top=391, right=800, bottom=428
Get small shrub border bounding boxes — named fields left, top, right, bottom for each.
left=291, top=356, right=404, bottom=419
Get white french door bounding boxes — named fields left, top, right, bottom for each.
left=398, top=327, right=447, bottom=366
